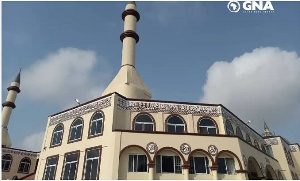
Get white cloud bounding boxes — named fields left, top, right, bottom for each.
left=22, top=47, right=111, bottom=108
left=201, top=47, right=300, bottom=133
left=21, top=131, right=45, bottom=151
left=144, top=2, right=202, bottom=25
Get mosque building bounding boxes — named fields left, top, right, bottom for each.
left=2, top=1, right=300, bottom=180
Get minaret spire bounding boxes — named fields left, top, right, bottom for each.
left=102, top=1, right=152, bottom=99
left=2, top=69, right=21, bottom=147
left=262, top=120, right=274, bottom=137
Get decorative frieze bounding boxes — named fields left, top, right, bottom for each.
left=290, top=145, right=297, bottom=152
left=180, top=143, right=191, bottom=155
left=243, top=155, right=248, bottom=167
left=146, top=142, right=158, bottom=154
left=2, top=148, right=40, bottom=158
left=49, top=96, right=112, bottom=126
left=264, top=138, right=278, bottom=146
left=208, top=145, right=218, bottom=156
left=117, top=97, right=222, bottom=116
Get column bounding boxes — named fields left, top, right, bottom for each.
left=148, top=163, right=155, bottom=180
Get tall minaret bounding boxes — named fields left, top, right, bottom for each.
left=2, top=69, right=21, bottom=147
left=102, top=1, right=152, bottom=99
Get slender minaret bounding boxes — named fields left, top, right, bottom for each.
left=102, top=1, right=152, bottom=99
left=2, top=69, right=21, bottom=147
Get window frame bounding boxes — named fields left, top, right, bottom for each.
left=17, top=157, right=31, bottom=174
left=82, top=146, right=102, bottom=180
left=236, top=126, right=244, bottom=139
left=225, top=120, right=234, bottom=135
left=43, top=155, right=59, bottom=180
left=217, top=157, right=236, bottom=175
left=156, top=155, right=182, bottom=174
left=165, top=114, right=186, bottom=133
left=50, top=123, right=64, bottom=148
left=189, top=156, right=210, bottom=174
left=68, top=118, right=84, bottom=143
left=133, top=112, right=155, bottom=132
left=61, top=150, right=80, bottom=180
left=2, top=154, right=13, bottom=172
left=128, top=154, right=148, bottom=173
left=198, top=117, right=218, bottom=135
left=88, top=111, right=105, bottom=139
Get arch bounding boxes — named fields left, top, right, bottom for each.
left=119, top=145, right=152, bottom=163
left=236, top=126, right=244, bottom=139
left=165, top=114, right=187, bottom=133
left=88, top=110, right=105, bottom=138
left=215, top=150, right=243, bottom=170
left=246, top=134, right=252, bottom=144
left=18, top=157, right=31, bottom=173
left=254, top=140, right=260, bottom=149
left=225, top=120, right=234, bottom=135
left=68, top=117, right=84, bottom=143
left=12, top=176, right=18, bottom=180
left=277, top=170, right=284, bottom=180
left=2, top=154, right=13, bottom=172
left=50, top=123, right=64, bottom=147
left=154, top=146, right=187, bottom=164
left=197, top=116, right=219, bottom=134
left=265, top=164, right=278, bottom=180
left=247, top=156, right=264, bottom=180
left=188, top=149, right=214, bottom=165
left=261, top=144, right=266, bottom=153
left=132, top=112, right=156, bottom=131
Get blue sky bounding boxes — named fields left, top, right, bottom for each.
left=2, top=1, right=300, bottom=151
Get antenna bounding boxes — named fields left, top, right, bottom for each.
left=75, top=99, right=81, bottom=105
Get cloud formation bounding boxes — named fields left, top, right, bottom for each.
left=21, top=131, right=45, bottom=151
left=22, top=47, right=111, bottom=108
left=201, top=47, right=300, bottom=132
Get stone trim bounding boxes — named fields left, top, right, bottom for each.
left=120, top=30, right=139, bottom=43
left=122, top=9, right=140, bottom=22
left=7, top=86, right=21, bottom=93
left=2, top=101, right=16, bottom=109
left=49, top=96, right=111, bottom=126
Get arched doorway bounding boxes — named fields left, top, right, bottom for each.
left=247, top=157, right=263, bottom=180
left=265, top=164, right=277, bottom=180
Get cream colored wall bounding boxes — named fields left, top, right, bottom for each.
left=1, top=151, right=38, bottom=180
left=290, top=144, right=300, bottom=177
left=35, top=94, right=122, bottom=180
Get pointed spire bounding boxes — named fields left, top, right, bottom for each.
left=262, top=120, right=274, bottom=137
left=13, top=68, right=21, bottom=84
left=264, top=121, right=270, bottom=132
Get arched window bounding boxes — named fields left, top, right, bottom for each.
left=166, top=115, right=185, bottom=133
left=246, top=134, right=252, bottom=144
left=254, top=140, right=260, bottom=149
left=2, top=154, right=12, bottom=171
left=134, top=113, right=154, bottom=132
left=261, top=144, right=266, bottom=153
left=89, top=112, right=104, bottom=137
left=236, top=127, right=244, bottom=139
left=18, top=157, right=31, bottom=173
left=198, top=118, right=217, bottom=134
left=69, top=118, right=83, bottom=142
left=189, top=156, right=210, bottom=174
left=217, top=157, right=235, bottom=174
left=225, top=120, right=234, bottom=135
left=51, top=124, right=64, bottom=147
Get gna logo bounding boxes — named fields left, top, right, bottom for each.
left=227, top=1, right=274, bottom=13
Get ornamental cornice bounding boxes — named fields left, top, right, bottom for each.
left=2, top=148, right=40, bottom=158
left=117, top=97, right=222, bottom=116
left=49, top=96, right=112, bottom=126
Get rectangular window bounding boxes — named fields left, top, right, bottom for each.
left=128, top=155, right=147, bottom=172
left=217, top=158, right=235, bottom=175
left=189, top=156, right=210, bottom=174
left=83, top=148, right=101, bottom=180
left=156, top=155, right=182, bottom=174
left=43, top=156, right=58, bottom=180
left=90, top=118, right=103, bottom=136
left=62, top=152, right=79, bottom=180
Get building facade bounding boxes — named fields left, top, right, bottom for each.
left=31, top=1, right=300, bottom=180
